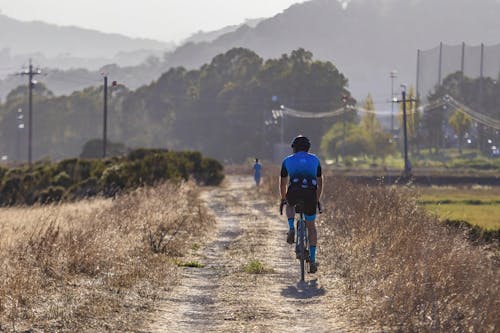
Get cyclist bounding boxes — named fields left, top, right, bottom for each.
left=280, top=135, right=323, bottom=273
left=253, top=158, right=262, bottom=186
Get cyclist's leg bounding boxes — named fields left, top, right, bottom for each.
left=285, top=189, right=297, bottom=244
left=304, top=189, right=318, bottom=267
left=285, top=188, right=298, bottom=230
left=304, top=216, right=317, bottom=260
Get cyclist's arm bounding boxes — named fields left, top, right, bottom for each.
left=316, top=175, right=323, bottom=201
left=280, top=176, right=288, bottom=201
left=280, top=162, right=288, bottom=201
left=316, top=164, right=323, bottom=201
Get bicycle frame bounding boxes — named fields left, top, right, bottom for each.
left=280, top=199, right=321, bottom=281
left=296, top=208, right=309, bottom=282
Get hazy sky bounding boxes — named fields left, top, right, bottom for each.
left=0, top=0, right=308, bottom=42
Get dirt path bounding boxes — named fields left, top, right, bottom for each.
left=143, top=175, right=362, bottom=332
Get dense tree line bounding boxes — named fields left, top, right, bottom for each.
left=0, top=48, right=351, bottom=162
left=426, top=72, right=500, bottom=155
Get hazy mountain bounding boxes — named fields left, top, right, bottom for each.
left=3, top=0, right=500, bottom=103
left=0, top=13, right=174, bottom=77
left=182, top=18, right=264, bottom=44
left=0, top=13, right=174, bottom=99
left=0, top=13, right=173, bottom=58
left=166, top=0, right=500, bottom=102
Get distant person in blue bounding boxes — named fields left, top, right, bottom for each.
left=253, top=158, right=262, bottom=186
left=279, top=135, right=323, bottom=274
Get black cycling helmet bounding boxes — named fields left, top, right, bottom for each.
left=291, top=135, right=311, bottom=152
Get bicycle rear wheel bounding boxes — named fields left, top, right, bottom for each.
left=298, top=217, right=306, bottom=281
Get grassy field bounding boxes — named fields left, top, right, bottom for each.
left=418, top=186, right=500, bottom=230
left=261, top=171, right=499, bottom=331
left=0, top=182, right=214, bottom=332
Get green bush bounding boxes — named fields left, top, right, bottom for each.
left=65, top=177, right=99, bottom=201
left=0, top=149, right=224, bottom=205
left=0, top=175, right=22, bottom=206
left=198, top=158, right=224, bottom=185
left=37, top=186, right=65, bottom=204
left=52, top=171, right=73, bottom=188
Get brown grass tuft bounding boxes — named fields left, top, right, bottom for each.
left=262, top=170, right=499, bottom=331
left=0, top=181, right=214, bottom=331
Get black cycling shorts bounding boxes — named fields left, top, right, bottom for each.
left=286, top=186, right=317, bottom=216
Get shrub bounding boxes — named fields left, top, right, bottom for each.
left=198, top=158, right=224, bottom=185
left=0, top=149, right=224, bottom=205
left=65, top=177, right=99, bottom=201
left=37, top=186, right=65, bottom=204
left=52, top=171, right=73, bottom=188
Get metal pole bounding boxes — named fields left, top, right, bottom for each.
left=103, top=75, right=108, bottom=158
left=28, top=59, right=33, bottom=165
left=402, top=86, right=410, bottom=176
left=16, top=123, right=20, bottom=163
left=342, top=102, right=347, bottom=161
left=416, top=51, right=421, bottom=103
left=390, top=70, right=397, bottom=134
left=438, top=42, right=443, bottom=86
left=461, top=42, right=465, bottom=76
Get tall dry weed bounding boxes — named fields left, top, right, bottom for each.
left=0, top=181, right=214, bottom=332
left=262, top=171, right=499, bottom=332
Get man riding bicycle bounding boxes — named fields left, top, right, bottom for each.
left=280, top=135, right=323, bottom=273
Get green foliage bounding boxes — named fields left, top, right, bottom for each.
left=0, top=149, right=224, bottom=206
left=430, top=72, right=500, bottom=155
left=244, top=260, right=273, bottom=274
left=448, top=110, right=471, bottom=154
left=53, top=171, right=72, bottom=188
left=0, top=48, right=351, bottom=163
left=37, top=186, right=65, bottom=204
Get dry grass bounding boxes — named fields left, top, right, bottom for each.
left=0, top=182, right=214, bottom=332
left=262, top=169, right=499, bottom=332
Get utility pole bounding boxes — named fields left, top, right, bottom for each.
left=18, top=59, right=41, bottom=165
left=341, top=95, right=348, bottom=162
left=103, top=75, right=108, bottom=158
left=401, top=85, right=411, bottom=177
left=17, top=108, right=24, bottom=164
left=390, top=70, right=398, bottom=134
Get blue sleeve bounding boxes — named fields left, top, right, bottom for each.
left=280, top=160, right=288, bottom=177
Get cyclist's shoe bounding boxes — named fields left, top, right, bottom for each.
left=287, top=229, right=295, bottom=244
left=309, top=261, right=318, bottom=274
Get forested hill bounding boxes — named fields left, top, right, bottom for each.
left=167, top=0, right=500, bottom=99
left=0, top=48, right=351, bottom=162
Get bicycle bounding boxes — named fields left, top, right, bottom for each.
left=280, top=200, right=322, bottom=281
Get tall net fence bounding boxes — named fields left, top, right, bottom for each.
left=417, top=43, right=500, bottom=101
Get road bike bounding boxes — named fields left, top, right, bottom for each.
left=280, top=200, right=322, bottom=281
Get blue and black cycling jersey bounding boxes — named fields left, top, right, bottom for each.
left=280, top=151, right=322, bottom=189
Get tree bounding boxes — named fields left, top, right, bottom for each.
left=448, top=110, right=471, bottom=154
left=321, top=122, right=369, bottom=162
left=360, top=94, right=395, bottom=162
left=360, top=94, right=379, bottom=159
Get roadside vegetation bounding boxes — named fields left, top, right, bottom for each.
left=0, top=148, right=223, bottom=206
left=0, top=181, right=215, bottom=331
left=261, top=169, right=499, bottom=331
